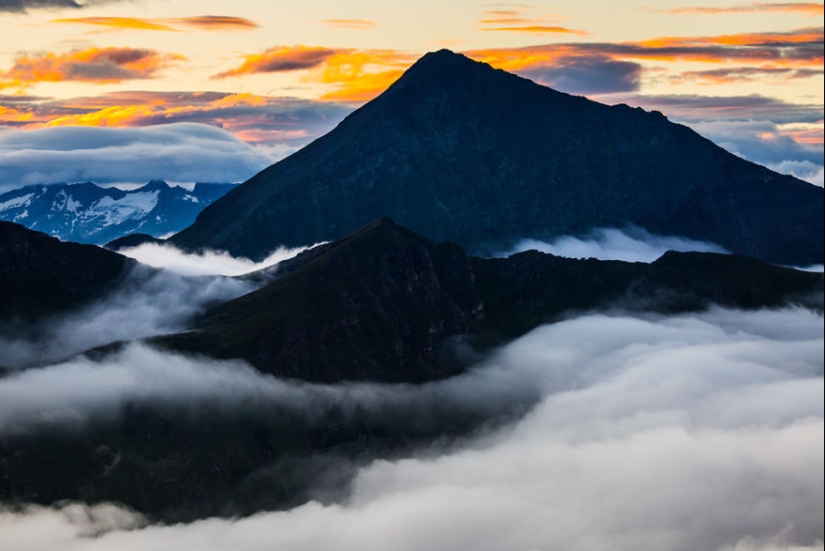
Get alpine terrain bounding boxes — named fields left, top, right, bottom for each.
left=0, top=180, right=235, bottom=245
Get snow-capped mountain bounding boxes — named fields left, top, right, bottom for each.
left=0, top=180, right=235, bottom=244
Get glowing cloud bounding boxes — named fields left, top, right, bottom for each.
left=316, top=50, right=417, bottom=102
left=664, top=2, right=825, bottom=17
left=212, top=46, right=417, bottom=103
left=52, top=15, right=260, bottom=32
left=467, top=27, right=824, bottom=72
left=320, top=19, right=377, bottom=30
left=213, top=46, right=341, bottom=78
left=678, top=66, right=824, bottom=84
left=1, top=47, right=184, bottom=85
left=478, top=7, right=586, bottom=35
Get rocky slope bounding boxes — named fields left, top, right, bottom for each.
left=170, top=50, right=823, bottom=266
left=159, top=218, right=823, bottom=383
left=0, top=221, right=134, bottom=321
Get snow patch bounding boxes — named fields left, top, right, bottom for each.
left=182, top=194, right=199, bottom=203
left=89, top=191, right=160, bottom=226
left=0, top=192, right=34, bottom=211
left=65, top=195, right=82, bottom=213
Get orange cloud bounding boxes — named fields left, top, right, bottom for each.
left=678, top=66, right=823, bottom=84
left=638, top=27, right=824, bottom=48
left=320, top=19, right=377, bottom=30
left=467, top=26, right=824, bottom=70
left=482, top=25, right=587, bottom=35
left=172, top=16, right=259, bottom=31
left=213, top=46, right=341, bottom=78
left=52, top=17, right=178, bottom=31
left=478, top=8, right=585, bottom=35
left=780, top=122, right=825, bottom=144
left=0, top=105, right=34, bottom=123
left=1, top=48, right=185, bottom=85
left=52, top=15, right=260, bottom=32
left=664, top=3, right=824, bottom=17
left=314, top=50, right=418, bottom=102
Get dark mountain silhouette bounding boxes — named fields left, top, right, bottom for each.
left=159, top=218, right=823, bottom=383
left=170, top=49, right=823, bottom=266
left=0, top=221, right=133, bottom=321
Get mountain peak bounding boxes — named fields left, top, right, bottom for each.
left=171, top=50, right=823, bottom=266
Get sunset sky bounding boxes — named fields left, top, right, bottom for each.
left=0, top=0, right=822, bottom=189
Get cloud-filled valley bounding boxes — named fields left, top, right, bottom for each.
left=0, top=307, right=821, bottom=551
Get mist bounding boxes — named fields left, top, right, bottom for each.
left=116, top=241, right=321, bottom=276
left=0, top=237, right=320, bottom=368
left=0, top=265, right=254, bottom=369
left=499, top=227, right=728, bottom=262
left=0, top=307, right=821, bottom=551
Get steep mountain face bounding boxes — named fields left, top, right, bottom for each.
left=171, top=49, right=823, bottom=266
left=159, top=218, right=823, bottom=383
left=0, top=181, right=235, bottom=245
left=0, top=221, right=133, bottom=321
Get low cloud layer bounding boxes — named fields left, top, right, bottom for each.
left=0, top=265, right=254, bottom=368
left=0, top=241, right=314, bottom=367
left=117, top=242, right=320, bottom=276
left=0, top=123, right=272, bottom=192
left=498, top=227, right=728, bottom=262
left=0, top=307, right=821, bottom=550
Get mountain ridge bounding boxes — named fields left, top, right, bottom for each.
left=158, top=218, right=823, bottom=383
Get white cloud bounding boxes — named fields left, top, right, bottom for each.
left=116, top=242, right=320, bottom=276
left=763, top=160, right=824, bottom=187
left=499, top=227, right=727, bottom=262
left=0, top=308, right=822, bottom=551
left=0, top=124, right=272, bottom=192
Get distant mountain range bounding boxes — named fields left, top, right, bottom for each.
left=0, top=180, right=235, bottom=245
left=171, top=49, right=823, bottom=266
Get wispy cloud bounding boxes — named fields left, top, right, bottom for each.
left=478, top=7, right=586, bottom=35
left=677, top=66, right=823, bottom=84
left=52, top=15, right=260, bottom=32
left=661, top=2, right=825, bottom=17
left=320, top=19, right=377, bottom=30
left=212, top=46, right=341, bottom=78
left=0, top=0, right=131, bottom=14
left=1, top=47, right=184, bottom=86
left=467, top=27, right=823, bottom=71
